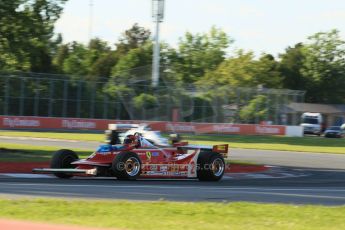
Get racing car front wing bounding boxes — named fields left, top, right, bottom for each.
left=32, top=168, right=97, bottom=175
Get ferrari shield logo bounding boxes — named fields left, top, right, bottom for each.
left=146, top=151, right=152, bottom=160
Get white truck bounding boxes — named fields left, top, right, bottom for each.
left=300, top=112, right=323, bottom=136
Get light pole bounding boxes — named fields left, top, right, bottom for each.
left=89, top=0, right=93, bottom=41
left=152, top=0, right=165, bottom=87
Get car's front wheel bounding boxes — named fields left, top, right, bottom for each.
left=50, top=149, right=79, bottom=179
left=112, top=152, right=142, bottom=180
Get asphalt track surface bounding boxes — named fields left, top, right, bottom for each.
left=1, top=136, right=345, bottom=205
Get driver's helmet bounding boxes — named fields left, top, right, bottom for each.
left=123, top=134, right=139, bottom=147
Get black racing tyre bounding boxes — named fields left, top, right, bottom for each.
left=50, top=149, right=79, bottom=179
left=197, top=151, right=225, bottom=181
left=112, top=152, right=142, bottom=180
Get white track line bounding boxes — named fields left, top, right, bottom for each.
left=0, top=174, right=54, bottom=178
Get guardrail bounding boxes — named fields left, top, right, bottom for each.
left=0, top=115, right=303, bottom=136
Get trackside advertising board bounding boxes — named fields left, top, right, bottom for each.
left=0, top=116, right=285, bottom=136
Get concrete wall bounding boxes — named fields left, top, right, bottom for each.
left=285, top=126, right=303, bottom=137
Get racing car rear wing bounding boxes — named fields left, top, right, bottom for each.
left=212, top=144, right=228, bottom=154
left=212, top=144, right=229, bottom=158
left=178, top=144, right=229, bottom=158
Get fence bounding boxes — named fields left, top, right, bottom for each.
left=0, top=71, right=305, bottom=125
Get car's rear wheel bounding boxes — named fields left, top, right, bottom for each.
left=50, top=149, right=79, bottom=179
left=197, top=151, right=225, bottom=181
left=112, top=152, right=142, bottom=180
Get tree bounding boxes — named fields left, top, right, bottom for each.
left=54, top=38, right=117, bottom=82
left=62, top=42, right=89, bottom=80
left=239, top=95, right=269, bottom=124
left=86, top=38, right=115, bottom=81
left=279, top=43, right=307, bottom=90
left=198, top=50, right=282, bottom=88
left=301, top=29, right=345, bottom=103
left=0, top=0, right=67, bottom=72
left=88, top=52, right=118, bottom=81
left=254, top=54, right=283, bottom=88
left=133, top=93, right=158, bottom=110
left=170, top=27, right=231, bottom=83
left=115, top=23, right=151, bottom=56
left=110, top=43, right=153, bottom=83
left=53, top=44, right=70, bottom=73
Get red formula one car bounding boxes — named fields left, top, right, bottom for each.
left=33, top=133, right=229, bottom=181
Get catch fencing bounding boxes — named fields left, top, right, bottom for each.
left=0, top=70, right=305, bottom=125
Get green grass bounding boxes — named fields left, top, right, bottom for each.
left=1, top=130, right=345, bottom=154
left=0, top=143, right=90, bottom=162
left=0, top=198, right=344, bottom=230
